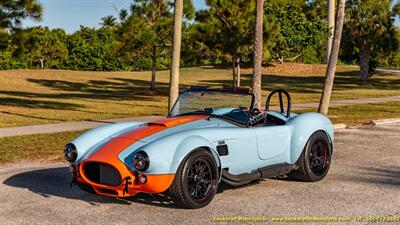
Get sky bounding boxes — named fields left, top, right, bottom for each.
left=24, top=0, right=400, bottom=34
left=23, top=0, right=208, bottom=33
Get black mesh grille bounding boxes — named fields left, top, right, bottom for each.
left=83, top=162, right=121, bottom=186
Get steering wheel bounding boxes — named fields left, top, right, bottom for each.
left=265, top=89, right=291, bottom=118
left=227, top=108, right=245, bottom=115
left=223, top=108, right=249, bottom=124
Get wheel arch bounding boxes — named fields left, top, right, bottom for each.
left=170, top=136, right=222, bottom=181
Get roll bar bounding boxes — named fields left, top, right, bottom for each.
left=265, top=89, right=291, bottom=118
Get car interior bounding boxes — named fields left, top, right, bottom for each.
left=221, top=108, right=286, bottom=127
left=221, top=89, right=291, bottom=127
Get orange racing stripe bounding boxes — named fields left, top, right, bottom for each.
left=119, top=115, right=209, bottom=140
left=79, top=115, right=208, bottom=196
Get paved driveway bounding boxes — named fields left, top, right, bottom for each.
left=0, top=124, right=399, bottom=225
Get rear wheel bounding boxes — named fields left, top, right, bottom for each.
left=168, top=149, right=219, bottom=208
left=289, top=131, right=332, bottom=182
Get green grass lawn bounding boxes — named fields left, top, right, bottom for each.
left=1, top=101, right=399, bottom=164
left=0, top=130, right=84, bottom=164
left=1, top=63, right=399, bottom=127
left=294, top=101, right=400, bottom=125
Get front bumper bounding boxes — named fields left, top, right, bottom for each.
left=71, top=163, right=175, bottom=197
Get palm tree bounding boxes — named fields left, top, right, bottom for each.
left=100, top=15, right=117, bottom=27
left=252, top=0, right=264, bottom=109
left=119, top=9, right=128, bottom=22
left=318, top=0, right=346, bottom=116
left=168, top=0, right=184, bottom=111
left=326, top=0, right=335, bottom=63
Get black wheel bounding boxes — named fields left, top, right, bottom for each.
left=289, top=131, right=332, bottom=182
left=168, top=149, right=219, bottom=209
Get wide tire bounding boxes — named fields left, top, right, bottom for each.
left=289, top=131, right=332, bottom=182
left=168, top=149, right=219, bottom=209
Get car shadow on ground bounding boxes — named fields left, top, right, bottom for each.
left=2, top=166, right=179, bottom=209
left=3, top=166, right=278, bottom=208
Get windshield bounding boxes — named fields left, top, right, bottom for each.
left=169, top=90, right=254, bottom=124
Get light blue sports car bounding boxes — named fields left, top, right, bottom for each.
left=64, top=87, right=333, bottom=208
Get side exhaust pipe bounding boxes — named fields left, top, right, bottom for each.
left=222, top=163, right=298, bottom=187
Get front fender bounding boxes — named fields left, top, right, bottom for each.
left=69, top=122, right=146, bottom=163
left=286, top=112, right=334, bottom=163
left=137, top=135, right=221, bottom=176
left=171, top=136, right=221, bottom=175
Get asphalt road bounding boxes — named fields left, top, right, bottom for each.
left=0, top=124, right=399, bottom=225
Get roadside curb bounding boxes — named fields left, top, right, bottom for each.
left=367, top=118, right=400, bottom=126
left=334, top=118, right=400, bottom=132
left=333, top=123, right=347, bottom=131
left=333, top=118, right=400, bottom=131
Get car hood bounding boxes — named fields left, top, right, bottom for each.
left=72, top=115, right=222, bottom=163
left=117, top=115, right=217, bottom=143
left=78, top=115, right=222, bottom=164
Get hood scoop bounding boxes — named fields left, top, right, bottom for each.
left=147, top=116, right=208, bottom=128
left=118, top=115, right=208, bottom=140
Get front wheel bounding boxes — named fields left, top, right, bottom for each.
left=289, top=131, right=332, bottom=182
left=168, top=149, right=219, bottom=209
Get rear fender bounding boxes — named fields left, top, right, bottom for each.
left=286, top=113, right=334, bottom=163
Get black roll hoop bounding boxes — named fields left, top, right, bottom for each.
left=265, top=89, right=292, bottom=118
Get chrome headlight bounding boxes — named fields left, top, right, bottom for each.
left=133, top=151, right=149, bottom=171
left=64, top=143, right=78, bottom=162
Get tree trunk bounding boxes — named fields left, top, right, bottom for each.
left=359, top=44, right=370, bottom=81
left=232, top=52, right=237, bottom=89
left=252, top=0, right=264, bottom=109
left=168, top=0, right=183, bottom=112
left=326, top=0, right=335, bottom=63
left=150, top=45, right=157, bottom=90
left=236, top=57, right=241, bottom=87
left=39, top=58, right=44, bottom=69
left=278, top=55, right=284, bottom=64
left=318, top=0, right=346, bottom=116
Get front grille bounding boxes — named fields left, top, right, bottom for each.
left=83, top=162, right=121, bottom=186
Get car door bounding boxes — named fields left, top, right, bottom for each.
left=252, top=125, right=291, bottom=160
left=210, top=126, right=260, bottom=175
